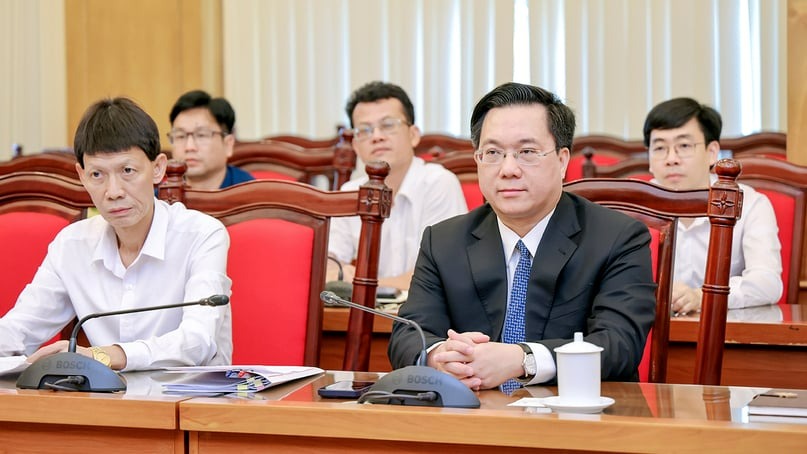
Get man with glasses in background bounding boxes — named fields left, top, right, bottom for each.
left=645, top=97, right=782, bottom=314
left=328, top=81, right=467, bottom=290
left=168, top=90, right=254, bottom=189
left=388, top=82, right=655, bottom=391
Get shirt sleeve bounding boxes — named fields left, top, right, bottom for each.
left=727, top=190, right=783, bottom=309
left=0, top=247, right=76, bottom=356
left=117, top=226, right=232, bottom=371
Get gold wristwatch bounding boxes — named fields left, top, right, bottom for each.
left=89, top=346, right=112, bottom=367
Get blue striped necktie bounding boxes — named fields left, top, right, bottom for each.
left=501, top=240, right=531, bottom=393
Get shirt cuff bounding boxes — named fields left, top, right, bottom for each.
left=116, top=341, right=149, bottom=372
left=523, top=342, right=556, bottom=385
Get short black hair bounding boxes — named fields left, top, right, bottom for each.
left=470, top=82, right=575, bottom=150
left=345, top=81, right=415, bottom=128
left=169, top=90, right=236, bottom=134
left=642, top=97, right=722, bottom=147
left=73, top=97, right=161, bottom=168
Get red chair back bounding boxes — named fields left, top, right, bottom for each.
left=158, top=161, right=391, bottom=368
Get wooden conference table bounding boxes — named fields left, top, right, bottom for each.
left=321, top=304, right=807, bottom=389
left=2, top=370, right=806, bottom=453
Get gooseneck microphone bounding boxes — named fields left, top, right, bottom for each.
left=17, top=294, right=230, bottom=392
left=320, top=290, right=480, bottom=408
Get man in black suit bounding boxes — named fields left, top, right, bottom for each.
left=388, top=82, right=656, bottom=391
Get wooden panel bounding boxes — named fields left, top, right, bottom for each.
left=789, top=0, right=807, bottom=165
left=0, top=382, right=185, bottom=454
left=181, top=377, right=807, bottom=453
left=65, top=0, right=222, bottom=148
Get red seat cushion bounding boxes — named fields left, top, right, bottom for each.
left=226, top=218, right=314, bottom=365
left=566, top=155, right=620, bottom=181
left=1, top=212, right=70, bottom=347
left=462, top=181, right=485, bottom=210
left=638, top=227, right=661, bottom=382
left=249, top=170, right=299, bottom=181
left=1, top=212, right=69, bottom=317
left=756, top=189, right=793, bottom=305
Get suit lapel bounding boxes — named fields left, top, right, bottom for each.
left=527, top=193, right=580, bottom=339
left=468, top=209, right=508, bottom=339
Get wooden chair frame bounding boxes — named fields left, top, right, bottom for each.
left=0, top=171, right=93, bottom=342
left=158, top=161, right=391, bottom=369
left=733, top=156, right=807, bottom=305
left=232, top=130, right=356, bottom=190
left=563, top=160, right=742, bottom=384
left=0, top=152, right=80, bottom=180
left=415, top=134, right=473, bottom=160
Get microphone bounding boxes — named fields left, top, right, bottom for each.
left=16, top=294, right=230, bottom=392
left=324, top=256, right=353, bottom=302
left=320, top=290, right=480, bottom=408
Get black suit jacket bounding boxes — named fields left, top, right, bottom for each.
left=388, top=192, right=656, bottom=382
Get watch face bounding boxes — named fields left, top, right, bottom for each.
left=525, top=354, right=537, bottom=375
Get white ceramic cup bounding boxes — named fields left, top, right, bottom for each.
left=554, top=332, right=603, bottom=405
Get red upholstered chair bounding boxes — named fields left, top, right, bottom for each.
left=563, top=159, right=742, bottom=385
left=0, top=151, right=80, bottom=179
left=415, top=134, right=473, bottom=161
left=587, top=155, right=654, bottom=181
left=571, top=135, right=647, bottom=181
left=733, top=156, right=807, bottom=305
left=431, top=152, right=484, bottom=210
left=723, top=132, right=787, bottom=160
left=158, top=161, right=391, bottom=367
left=231, top=128, right=356, bottom=190
left=0, top=171, right=93, bottom=344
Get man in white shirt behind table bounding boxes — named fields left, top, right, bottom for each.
left=328, top=81, right=467, bottom=290
left=644, top=97, right=783, bottom=314
left=0, top=97, right=233, bottom=371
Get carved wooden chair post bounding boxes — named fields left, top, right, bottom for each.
left=695, top=160, right=743, bottom=385
left=342, top=163, right=392, bottom=371
left=332, top=127, right=357, bottom=190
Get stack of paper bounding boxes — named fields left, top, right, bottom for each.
left=161, top=365, right=323, bottom=394
left=748, top=389, right=807, bottom=425
left=0, top=356, right=29, bottom=376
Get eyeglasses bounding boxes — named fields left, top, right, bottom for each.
left=474, top=148, right=557, bottom=166
left=167, top=130, right=227, bottom=145
left=352, top=118, right=409, bottom=141
left=649, top=142, right=704, bottom=161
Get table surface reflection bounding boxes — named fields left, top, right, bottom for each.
left=178, top=371, right=807, bottom=453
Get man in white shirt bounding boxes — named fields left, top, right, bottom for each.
left=0, top=97, right=233, bottom=371
left=328, top=81, right=467, bottom=290
left=645, top=97, right=783, bottom=314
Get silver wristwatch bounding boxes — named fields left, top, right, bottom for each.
left=517, top=342, right=537, bottom=383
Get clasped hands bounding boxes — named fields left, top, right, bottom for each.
left=427, top=329, right=524, bottom=390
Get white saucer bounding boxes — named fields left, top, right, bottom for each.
left=541, top=395, right=615, bottom=414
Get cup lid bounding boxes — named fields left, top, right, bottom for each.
left=554, top=332, right=604, bottom=354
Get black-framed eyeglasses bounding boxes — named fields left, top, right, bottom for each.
left=473, top=148, right=557, bottom=166
left=352, top=118, right=410, bottom=141
left=648, top=142, right=704, bottom=161
left=167, top=130, right=227, bottom=145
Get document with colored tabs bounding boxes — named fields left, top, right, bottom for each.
left=160, top=365, right=323, bottom=394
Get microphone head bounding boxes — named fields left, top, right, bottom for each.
left=204, top=295, right=230, bottom=306
left=324, top=280, right=353, bottom=302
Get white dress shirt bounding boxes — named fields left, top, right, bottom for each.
left=672, top=180, right=783, bottom=309
left=497, top=213, right=558, bottom=384
left=329, top=157, right=468, bottom=278
left=0, top=199, right=233, bottom=370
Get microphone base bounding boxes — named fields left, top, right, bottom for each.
left=367, top=365, right=480, bottom=408
left=16, top=351, right=127, bottom=392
